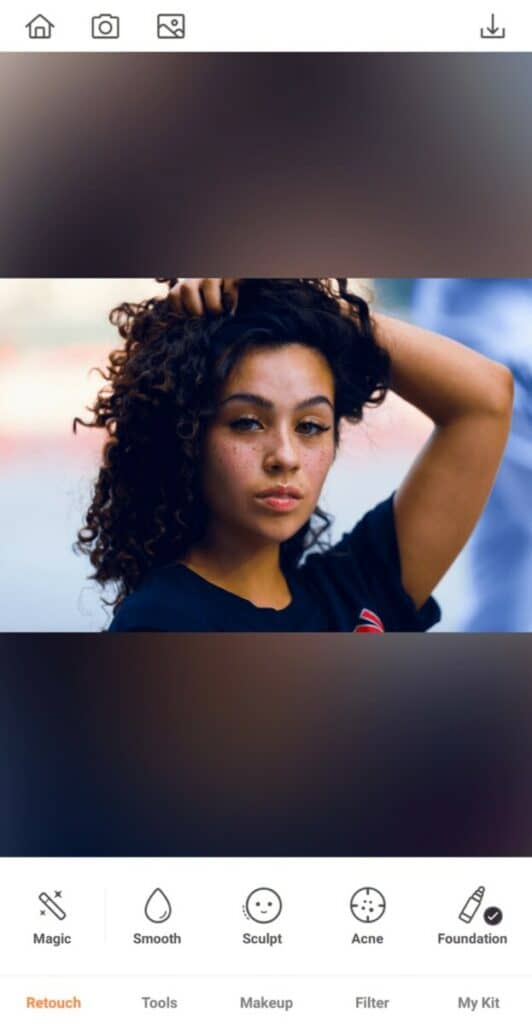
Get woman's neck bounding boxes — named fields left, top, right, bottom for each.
left=181, top=531, right=292, bottom=610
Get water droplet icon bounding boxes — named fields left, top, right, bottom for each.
left=144, top=888, right=172, bottom=923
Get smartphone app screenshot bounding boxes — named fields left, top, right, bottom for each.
left=1, top=2, right=531, bottom=1019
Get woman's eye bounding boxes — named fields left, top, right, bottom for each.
left=228, top=418, right=331, bottom=436
left=297, top=421, right=331, bottom=436
left=229, top=417, right=263, bottom=432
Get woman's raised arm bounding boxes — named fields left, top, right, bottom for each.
left=373, top=312, right=514, bottom=609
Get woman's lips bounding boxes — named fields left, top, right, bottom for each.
left=256, top=494, right=301, bottom=511
left=255, top=486, right=303, bottom=512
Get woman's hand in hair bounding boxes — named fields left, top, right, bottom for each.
left=169, top=278, right=240, bottom=317
left=323, top=278, right=365, bottom=325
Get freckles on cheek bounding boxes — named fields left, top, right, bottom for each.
left=213, top=441, right=259, bottom=480
left=304, top=448, right=333, bottom=483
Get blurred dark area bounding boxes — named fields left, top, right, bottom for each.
left=1, top=54, right=532, bottom=274
left=1, top=635, right=531, bottom=856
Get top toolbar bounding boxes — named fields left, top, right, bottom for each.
left=3, top=2, right=530, bottom=51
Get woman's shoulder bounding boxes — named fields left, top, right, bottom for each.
left=302, top=493, right=397, bottom=578
left=298, top=493, right=441, bottom=632
left=107, top=564, right=208, bottom=632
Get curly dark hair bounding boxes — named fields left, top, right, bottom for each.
left=74, top=278, right=391, bottom=612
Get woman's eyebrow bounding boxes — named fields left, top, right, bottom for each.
left=220, top=392, right=334, bottom=411
left=295, top=395, right=334, bottom=412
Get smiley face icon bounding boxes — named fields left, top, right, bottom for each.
left=244, top=887, right=282, bottom=924
left=350, top=887, right=386, bottom=923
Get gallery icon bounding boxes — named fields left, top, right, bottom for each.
left=26, top=14, right=54, bottom=39
left=38, top=891, right=67, bottom=920
left=157, top=13, right=185, bottom=39
left=144, top=888, right=172, bottom=924
left=92, top=13, right=120, bottom=39
left=350, top=887, right=386, bottom=923
left=243, top=887, right=282, bottom=924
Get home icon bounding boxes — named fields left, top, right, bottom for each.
left=26, top=14, right=55, bottom=39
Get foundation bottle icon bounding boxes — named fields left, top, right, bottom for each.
left=458, top=886, right=485, bottom=924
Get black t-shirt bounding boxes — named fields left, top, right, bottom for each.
left=108, top=493, right=441, bottom=633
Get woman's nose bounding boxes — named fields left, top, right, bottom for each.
left=263, top=428, right=300, bottom=472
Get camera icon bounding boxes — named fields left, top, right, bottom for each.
left=91, top=13, right=120, bottom=39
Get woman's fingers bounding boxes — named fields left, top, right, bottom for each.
left=337, top=297, right=353, bottom=318
left=222, top=278, right=240, bottom=313
left=168, top=279, right=211, bottom=315
left=200, top=278, right=225, bottom=313
left=169, top=278, right=240, bottom=316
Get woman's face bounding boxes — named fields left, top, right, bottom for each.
left=201, top=343, right=336, bottom=548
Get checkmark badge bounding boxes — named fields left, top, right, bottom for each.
left=483, top=906, right=503, bottom=926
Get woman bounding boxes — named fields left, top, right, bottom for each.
left=75, top=277, right=513, bottom=632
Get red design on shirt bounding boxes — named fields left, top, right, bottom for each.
left=354, top=607, right=385, bottom=633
